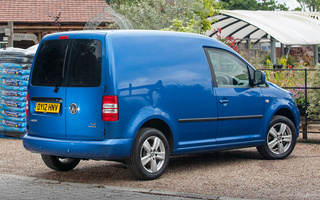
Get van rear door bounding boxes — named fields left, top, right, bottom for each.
left=64, top=38, right=104, bottom=140
left=29, top=39, right=70, bottom=139
left=29, top=35, right=105, bottom=140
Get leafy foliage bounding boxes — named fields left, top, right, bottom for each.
left=215, top=28, right=239, bottom=52
left=164, top=0, right=221, bottom=34
left=111, top=0, right=195, bottom=30
left=297, top=0, right=320, bottom=12
left=288, top=84, right=308, bottom=105
left=220, top=0, right=289, bottom=10
left=111, top=0, right=221, bottom=34
left=307, top=65, right=320, bottom=119
left=220, top=0, right=259, bottom=10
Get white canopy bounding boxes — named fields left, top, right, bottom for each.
left=207, top=10, right=320, bottom=46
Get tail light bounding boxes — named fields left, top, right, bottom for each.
left=102, top=96, right=118, bottom=121
left=26, top=93, right=29, bottom=117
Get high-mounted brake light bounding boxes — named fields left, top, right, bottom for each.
left=26, top=93, right=29, bottom=117
left=59, top=36, right=69, bottom=40
left=102, top=96, right=118, bottom=121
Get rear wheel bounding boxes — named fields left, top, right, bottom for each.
left=257, top=115, right=296, bottom=159
left=41, top=154, right=80, bottom=171
left=127, top=128, right=170, bottom=180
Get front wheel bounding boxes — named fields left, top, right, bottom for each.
left=257, top=115, right=296, bottom=159
left=127, top=128, right=170, bottom=180
left=41, top=154, right=80, bottom=171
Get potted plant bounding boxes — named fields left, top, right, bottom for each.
left=288, top=84, right=308, bottom=116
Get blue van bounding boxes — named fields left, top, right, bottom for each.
left=23, top=30, right=300, bottom=180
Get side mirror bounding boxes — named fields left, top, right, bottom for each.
left=253, top=70, right=265, bottom=85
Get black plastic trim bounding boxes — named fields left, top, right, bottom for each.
left=178, top=115, right=263, bottom=123
left=178, top=118, right=218, bottom=123
left=30, top=97, right=62, bottom=103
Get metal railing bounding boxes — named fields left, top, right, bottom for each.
left=261, top=68, right=320, bottom=142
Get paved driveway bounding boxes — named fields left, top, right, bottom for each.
left=0, top=135, right=319, bottom=200
left=0, top=174, right=221, bottom=200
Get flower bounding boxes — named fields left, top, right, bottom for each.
left=214, top=28, right=239, bottom=53
left=266, top=59, right=271, bottom=65
left=280, top=58, right=287, bottom=66
left=288, top=84, right=308, bottom=105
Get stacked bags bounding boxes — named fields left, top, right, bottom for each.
left=0, top=46, right=37, bottom=134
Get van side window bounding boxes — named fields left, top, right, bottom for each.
left=206, top=49, right=250, bottom=87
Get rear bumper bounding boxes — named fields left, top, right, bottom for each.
left=23, top=133, right=133, bottom=160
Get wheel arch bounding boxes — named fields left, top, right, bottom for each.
left=270, top=106, right=300, bottom=139
left=140, top=119, right=174, bottom=154
left=274, top=108, right=297, bottom=127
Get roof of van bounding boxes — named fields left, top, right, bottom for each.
left=41, top=29, right=236, bottom=55
left=40, top=29, right=249, bottom=68
left=44, top=29, right=225, bottom=46
left=47, top=29, right=209, bottom=38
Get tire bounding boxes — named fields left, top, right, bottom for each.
left=41, top=154, right=80, bottom=171
left=127, top=128, right=170, bottom=180
left=257, top=115, right=296, bottom=159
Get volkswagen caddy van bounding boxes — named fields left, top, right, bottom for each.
left=23, top=30, right=300, bottom=180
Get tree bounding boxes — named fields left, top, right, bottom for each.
left=106, top=0, right=140, bottom=6
left=297, top=0, right=320, bottom=12
left=111, top=0, right=194, bottom=30
left=112, top=0, right=221, bottom=34
left=220, top=0, right=258, bottom=10
left=257, top=0, right=289, bottom=11
left=220, top=0, right=288, bottom=11
left=163, top=0, right=221, bottom=34
left=277, top=2, right=289, bottom=11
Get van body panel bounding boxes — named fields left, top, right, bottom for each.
left=65, top=87, right=105, bottom=140
left=261, top=82, right=300, bottom=135
left=64, top=34, right=106, bottom=140
left=215, top=87, right=264, bottom=144
left=23, top=134, right=133, bottom=159
left=108, top=32, right=219, bottom=151
left=23, top=30, right=300, bottom=164
left=28, top=87, right=66, bottom=138
left=27, top=32, right=106, bottom=141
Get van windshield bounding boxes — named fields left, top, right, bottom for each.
left=31, top=39, right=102, bottom=87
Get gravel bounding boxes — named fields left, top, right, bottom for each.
left=0, top=134, right=319, bottom=200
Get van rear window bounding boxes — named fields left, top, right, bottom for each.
left=31, top=39, right=102, bottom=87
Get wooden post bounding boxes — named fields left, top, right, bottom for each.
left=7, top=21, right=13, bottom=47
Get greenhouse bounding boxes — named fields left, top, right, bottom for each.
left=207, top=10, right=320, bottom=64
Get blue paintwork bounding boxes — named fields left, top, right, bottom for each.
left=23, top=30, right=300, bottom=160
left=23, top=133, right=133, bottom=159
left=215, top=87, right=264, bottom=144
left=261, top=82, right=300, bottom=135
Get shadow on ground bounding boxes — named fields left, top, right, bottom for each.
left=34, top=148, right=263, bottom=184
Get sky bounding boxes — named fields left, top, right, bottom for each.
left=277, top=0, right=300, bottom=10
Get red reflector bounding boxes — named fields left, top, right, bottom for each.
left=59, top=36, right=69, bottom=40
left=26, top=93, right=29, bottom=117
left=102, top=96, right=118, bottom=121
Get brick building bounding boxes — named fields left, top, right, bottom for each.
left=0, top=0, right=107, bottom=48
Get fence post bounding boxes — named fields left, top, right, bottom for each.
left=304, top=68, right=308, bottom=142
